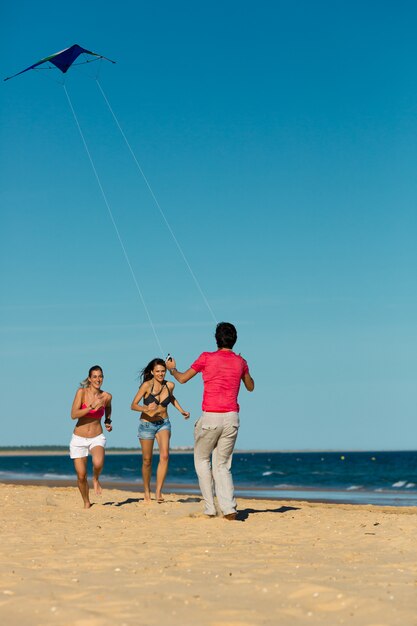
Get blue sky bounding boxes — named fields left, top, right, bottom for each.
left=1, top=1, right=416, bottom=450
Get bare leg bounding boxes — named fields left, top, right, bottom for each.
left=139, top=439, right=154, bottom=502
left=91, top=445, right=105, bottom=495
left=155, top=429, right=171, bottom=502
left=73, top=457, right=91, bottom=509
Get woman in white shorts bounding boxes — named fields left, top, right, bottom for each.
left=70, top=365, right=112, bottom=508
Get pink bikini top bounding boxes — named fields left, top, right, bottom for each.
left=81, top=403, right=105, bottom=419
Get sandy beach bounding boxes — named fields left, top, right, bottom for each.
left=0, top=483, right=416, bottom=626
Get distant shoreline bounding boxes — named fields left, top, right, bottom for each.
left=0, top=449, right=192, bottom=457
left=0, top=447, right=415, bottom=457
left=0, top=446, right=417, bottom=457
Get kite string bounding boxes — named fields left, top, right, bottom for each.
left=95, top=79, right=218, bottom=325
left=62, top=84, right=165, bottom=356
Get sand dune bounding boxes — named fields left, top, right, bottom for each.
left=0, top=483, right=416, bottom=625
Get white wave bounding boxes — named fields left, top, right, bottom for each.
left=0, top=472, right=40, bottom=480
left=405, top=482, right=416, bottom=489
left=392, top=481, right=407, bottom=488
left=42, top=473, right=73, bottom=480
left=262, top=471, right=285, bottom=476
left=346, top=485, right=362, bottom=491
left=0, top=471, right=72, bottom=481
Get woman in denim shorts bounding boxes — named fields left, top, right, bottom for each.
left=131, top=358, right=190, bottom=502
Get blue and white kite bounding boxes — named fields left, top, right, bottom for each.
left=4, top=44, right=115, bottom=81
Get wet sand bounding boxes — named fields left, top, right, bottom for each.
left=0, top=482, right=416, bottom=625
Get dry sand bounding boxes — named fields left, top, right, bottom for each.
left=0, top=483, right=416, bottom=626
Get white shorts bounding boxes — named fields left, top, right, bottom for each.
left=69, top=433, right=106, bottom=459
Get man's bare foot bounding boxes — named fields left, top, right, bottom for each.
left=143, top=492, right=152, bottom=504
left=92, top=477, right=102, bottom=496
left=83, top=501, right=92, bottom=509
left=156, top=493, right=164, bottom=503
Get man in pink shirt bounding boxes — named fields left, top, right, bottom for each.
left=166, top=322, right=254, bottom=519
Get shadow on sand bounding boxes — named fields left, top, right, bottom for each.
left=102, top=497, right=141, bottom=507
left=235, top=505, right=300, bottom=522
left=102, top=496, right=201, bottom=507
left=100, top=498, right=300, bottom=519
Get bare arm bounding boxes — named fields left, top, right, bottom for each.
left=104, top=394, right=113, bottom=431
left=168, top=383, right=190, bottom=419
left=131, top=383, right=159, bottom=419
left=172, top=398, right=190, bottom=418
left=242, top=372, right=255, bottom=392
left=165, top=356, right=197, bottom=384
left=131, top=383, right=153, bottom=414
left=71, top=388, right=94, bottom=420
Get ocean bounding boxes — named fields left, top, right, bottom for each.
left=1, top=450, right=416, bottom=506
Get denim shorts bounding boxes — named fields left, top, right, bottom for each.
left=138, top=418, right=171, bottom=440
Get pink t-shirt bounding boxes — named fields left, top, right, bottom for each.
left=190, top=350, right=249, bottom=412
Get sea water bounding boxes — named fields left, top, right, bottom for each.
left=0, top=450, right=416, bottom=506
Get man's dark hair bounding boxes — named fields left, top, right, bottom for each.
left=215, top=322, right=237, bottom=349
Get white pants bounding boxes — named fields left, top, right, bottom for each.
left=194, top=411, right=239, bottom=516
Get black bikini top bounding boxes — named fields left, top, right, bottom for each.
left=143, top=381, right=172, bottom=408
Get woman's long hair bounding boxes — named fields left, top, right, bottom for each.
left=80, top=365, right=103, bottom=388
left=140, top=358, right=166, bottom=382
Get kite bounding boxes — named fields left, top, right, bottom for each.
left=4, top=42, right=216, bottom=345
left=4, top=44, right=115, bottom=81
